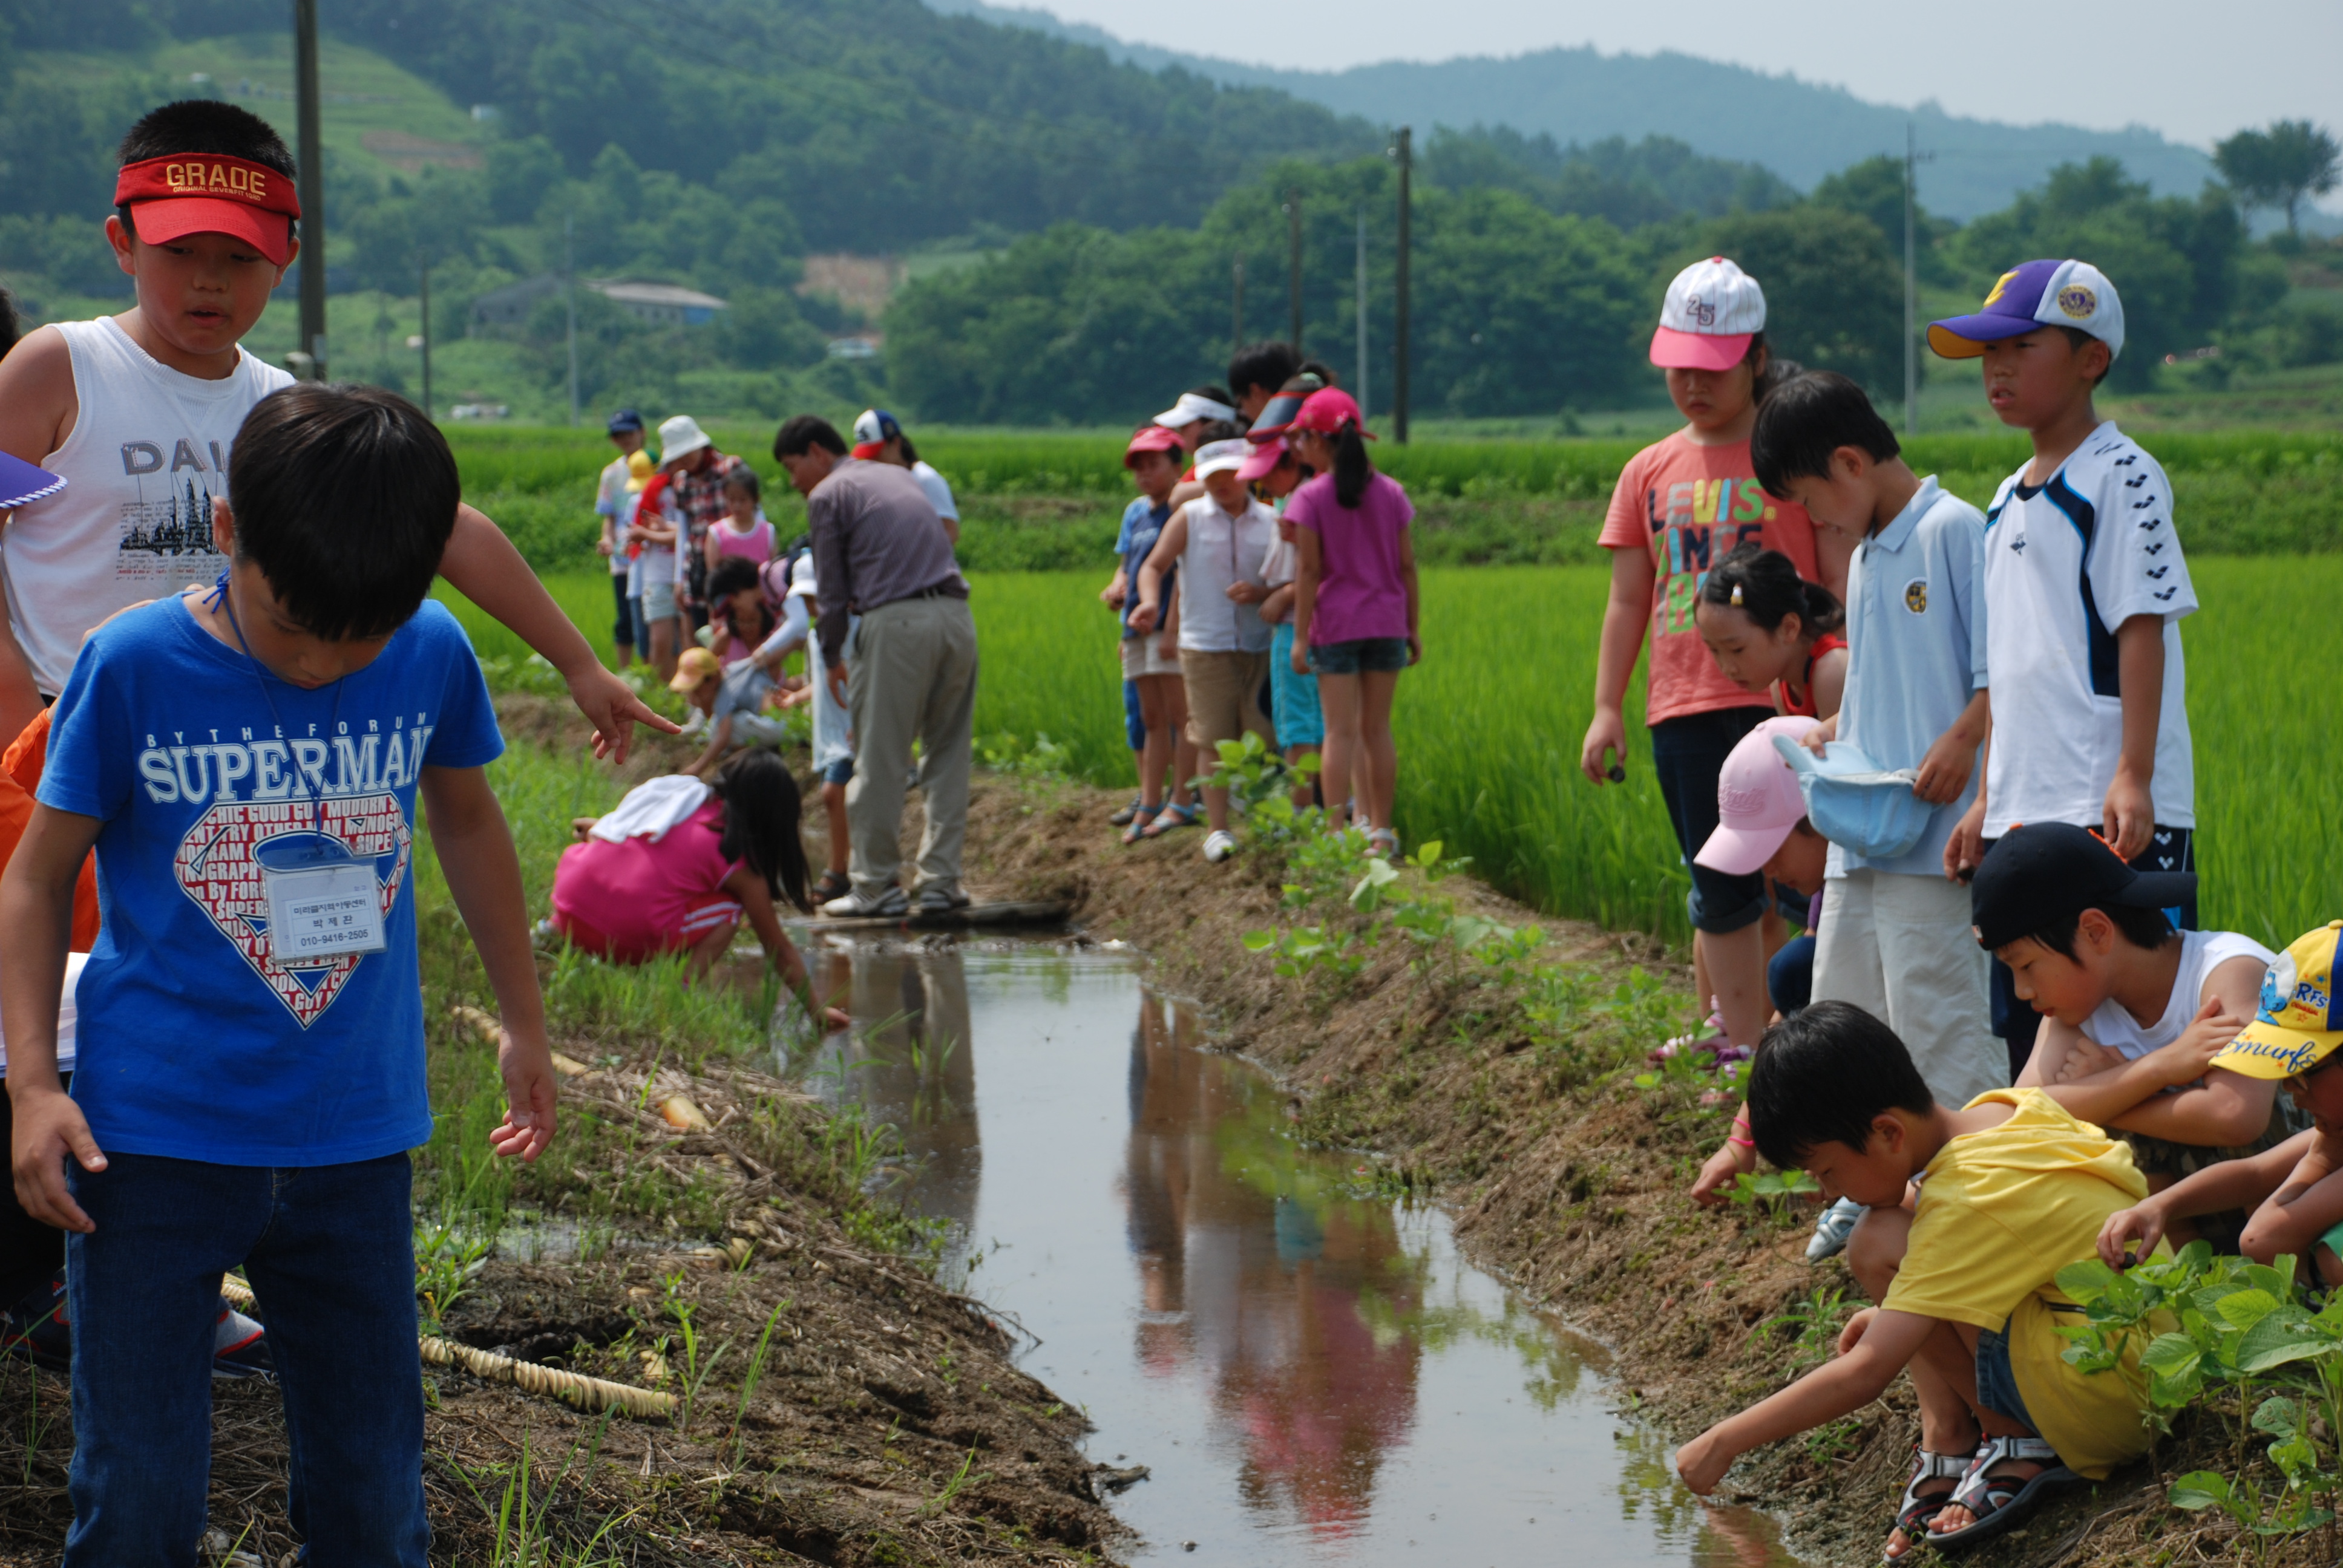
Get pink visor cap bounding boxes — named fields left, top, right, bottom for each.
left=1694, top=715, right=1818, bottom=875
left=1650, top=256, right=1766, bottom=373
left=1236, top=438, right=1289, bottom=483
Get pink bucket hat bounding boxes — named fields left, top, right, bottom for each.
left=1694, top=715, right=1818, bottom=875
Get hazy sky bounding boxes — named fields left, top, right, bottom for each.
left=1031, top=0, right=2341, bottom=152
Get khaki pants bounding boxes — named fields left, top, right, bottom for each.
left=845, top=596, right=978, bottom=899
left=1812, top=868, right=2005, bottom=1107
left=1179, top=648, right=1271, bottom=756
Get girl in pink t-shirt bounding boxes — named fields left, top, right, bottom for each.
left=704, top=468, right=777, bottom=575
left=550, top=751, right=846, bottom=1028
left=1285, top=388, right=1419, bottom=858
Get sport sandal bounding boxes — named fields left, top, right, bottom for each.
left=1883, top=1446, right=1971, bottom=1563
left=1142, top=802, right=1199, bottom=838
left=1928, top=1434, right=2076, bottom=1549
left=1119, top=804, right=1159, bottom=846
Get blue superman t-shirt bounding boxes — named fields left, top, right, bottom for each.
left=38, top=594, right=504, bottom=1165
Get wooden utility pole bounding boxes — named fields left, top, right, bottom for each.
left=1355, top=207, right=1368, bottom=414
left=1285, top=188, right=1303, bottom=353
left=1232, top=253, right=1244, bottom=354
left=1394, top=128, right=1411, bottom=444
left=418, top=262, right=432, bottom=417
left=293, top=0, right=327, bottom=378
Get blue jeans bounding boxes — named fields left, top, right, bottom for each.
left=65, top=1152, right=428, bottom=1565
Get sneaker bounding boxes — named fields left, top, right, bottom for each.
left=824, top=885, right=909, bottom=918
left=915, top=884, right=971, bottom=914
left=212, top=1301, right=273, bottom=1381
left=1203, top=829, right=1238, bottom=863
left=1806, top=1196, right=1866, bottom=1263
left=1, top=1271, right=69, bottom=1370
left=1108, top=795, right=1145, bottom=826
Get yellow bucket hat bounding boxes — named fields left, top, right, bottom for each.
left=624, top=448, right=655, bottom=493
left=2210, top=921, right=2343, bottom=1080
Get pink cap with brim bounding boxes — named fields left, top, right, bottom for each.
left=1694, top=715, right=1819, bottom=875
left=1649, top=325, right=1753, bottom=372
left=1236, top=439, right=1289, bottom=483
left=1124, top=425, right=1184, bottom=468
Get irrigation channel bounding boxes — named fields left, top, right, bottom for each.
left=778, top=932, right=1806, bottom=1568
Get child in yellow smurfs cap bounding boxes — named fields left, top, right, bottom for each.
left=2098, top=921, right=2343, bottom=1287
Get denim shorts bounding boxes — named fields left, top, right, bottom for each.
left=1975, top=1320, right=2035, bottom=1430
left=1307, top=636, right=1409, bottom=675
left=823, top=757, right=854, bottom=787
left=1650, top=707, right=1774, bottom=934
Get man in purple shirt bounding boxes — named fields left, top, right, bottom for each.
left=774, top=415, right=975, bottom=918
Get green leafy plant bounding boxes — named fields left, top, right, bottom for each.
left=1724, top=1168, right=1820, bottom=1223
left=1755, top=1285, right=1852, bottom=1373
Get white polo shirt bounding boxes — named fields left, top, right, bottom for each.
left=1981, top=422, right=2195, bottom=837
left=1830, top=476, right=1989, bottom=878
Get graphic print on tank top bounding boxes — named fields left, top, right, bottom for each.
left=3, top=319, right=293, bottom=693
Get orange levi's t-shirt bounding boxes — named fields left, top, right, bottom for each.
left=1598, top=430, right=1821, bottom=727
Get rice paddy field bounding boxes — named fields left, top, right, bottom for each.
left=451, top=425, right=2343, bottom=572
left=460, top=557, right=2325, bottom=952
left=443, top=423, right=2343, bottom=949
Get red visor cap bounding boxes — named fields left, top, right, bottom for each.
left=115, top=154, right=301, bottom=267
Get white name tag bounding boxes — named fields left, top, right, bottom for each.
left=264, top=860, right=386, bottom=962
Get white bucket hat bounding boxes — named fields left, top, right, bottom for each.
left=658, top=414, right=713, bottom=468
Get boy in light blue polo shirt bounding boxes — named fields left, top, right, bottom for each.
left=1754, top=372, right=2007, bottom=1254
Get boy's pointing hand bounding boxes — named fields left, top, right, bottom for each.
left=569, top=663, right=681, bottom=765
left=10, top=1085, right=105, bottom=1233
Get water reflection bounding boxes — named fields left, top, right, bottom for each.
left=780, top=941, right=1804, bottom=1566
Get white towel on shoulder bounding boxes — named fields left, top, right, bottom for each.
left=588, top=775, right=712, bottom=844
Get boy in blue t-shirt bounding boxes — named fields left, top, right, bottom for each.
left=1928, top=261, right=2199, bottom=1080
left=1, top=384, right=556, bottom=1560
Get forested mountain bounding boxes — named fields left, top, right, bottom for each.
left=0, top=0, right=2310, bottom=426
left=921, top=0, right=2225, bottom=222
left=1, top=0, right=1381, bottom=252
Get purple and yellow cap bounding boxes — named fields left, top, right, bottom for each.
left=1928, top=258, right=2125, bottom=361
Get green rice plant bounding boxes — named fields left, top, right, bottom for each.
left=732, top=1301, right=791, bottom=1468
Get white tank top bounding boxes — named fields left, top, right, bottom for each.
left=2084, top=929, right=2276, bottom=1060
left=1176, top=492, right=1277, bottom=654
left=5, top=318, right=293, bottom=694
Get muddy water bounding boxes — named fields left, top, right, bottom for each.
left=786, top=940, right=1806, bottom=1568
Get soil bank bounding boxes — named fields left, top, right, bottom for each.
left=958, top=771, right=2278, bottom=1568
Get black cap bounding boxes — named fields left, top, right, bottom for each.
left=1970, top=822, right=2197, bottom=950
